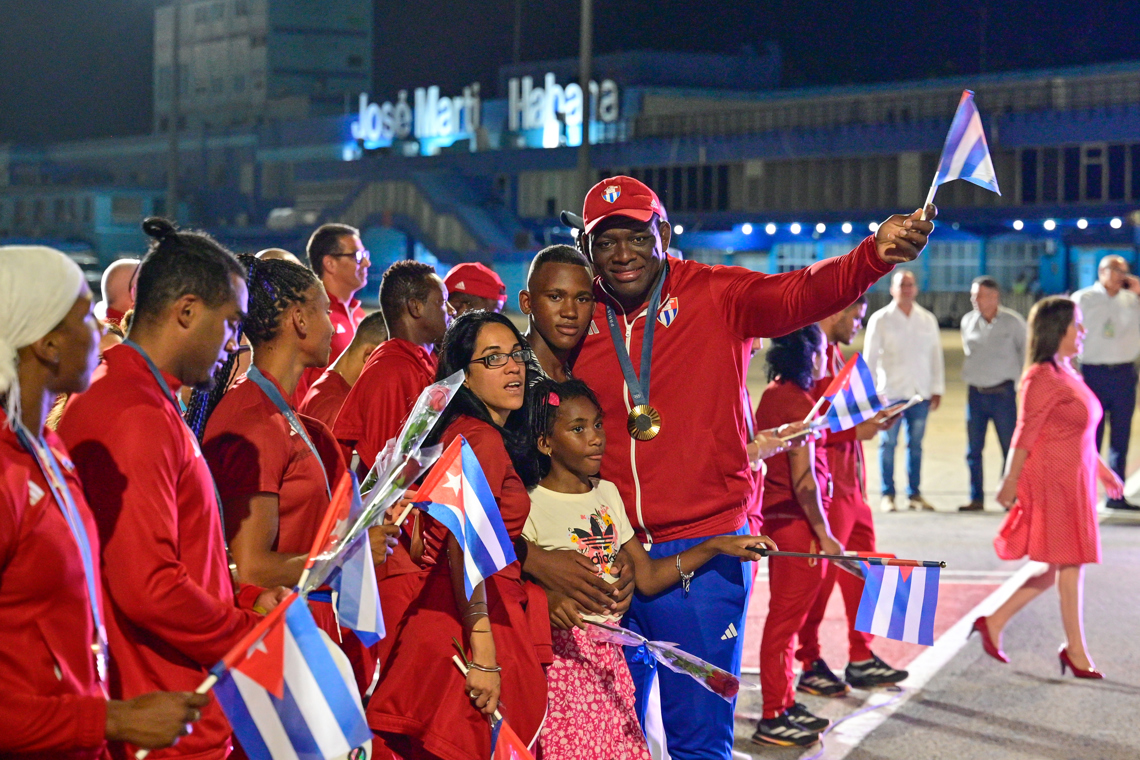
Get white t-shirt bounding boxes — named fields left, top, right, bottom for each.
left=523, top=480, right=636, bottom=621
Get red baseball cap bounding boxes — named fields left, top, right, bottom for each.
left=444, top=262, right=506, bottom=304
left=582, top=175, right=668, bottom=235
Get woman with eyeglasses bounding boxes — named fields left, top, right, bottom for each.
left=367, top=311, right=549, bottom=760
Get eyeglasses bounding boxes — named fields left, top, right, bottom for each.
left=327, top=248, right=370, bottom=264
left=469, top=349, right=532, bottom=369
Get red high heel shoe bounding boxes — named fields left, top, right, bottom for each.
left=970, top=616, right=1009, bottom=663
left=1059, top=647, right=1104, bottom=679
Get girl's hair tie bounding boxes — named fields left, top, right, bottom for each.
left=548, top=392, right=560, bottom=406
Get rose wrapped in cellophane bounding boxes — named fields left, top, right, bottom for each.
left=299, top=371, right=463, bottom=594
left=587, top=621, right=757, bottom=701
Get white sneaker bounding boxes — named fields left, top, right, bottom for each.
left=879, top=495, right=896, bottom=512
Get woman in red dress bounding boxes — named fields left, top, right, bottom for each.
left=975, top=296, right=1123, bottom=677
left=367, top=310, right=548, bottom=760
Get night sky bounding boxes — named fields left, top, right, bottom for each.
left=2, top=0, right=1138, bottom=144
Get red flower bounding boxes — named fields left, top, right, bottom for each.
left=704, top=670, right=739, bottom=699
left=427, top=386, right=449, bottom=412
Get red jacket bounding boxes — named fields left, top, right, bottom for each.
left=59, top=344, right=262, bottom=760
left=0, top=417, right=107, bottom=759
left=295, top=292, right=365, bottom=404
left=755, top=380, right=831, bottom=522
left=298, top=369, right=352, bottom=432
left=572, top=237, right=890, bottom=543
left=333, top=338, right=437, bottom=470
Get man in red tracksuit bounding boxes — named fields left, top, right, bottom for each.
left=570, top=175, right=936, bottom=760
left=60, top=221, right=288, bottom=759
left=795, top=299, right=909, bottom=696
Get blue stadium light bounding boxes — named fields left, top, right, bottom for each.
left=765, top=222, right=777, bottom=235
left=1012, top=219, right=1024, bottom=231
left=868, top=221, right=879, bottom=233
left=1111, top=217, right=1124, bottom=229
left=815, top=222, right=827, bottom=234
left=841, top=222, right=853, bottom=234
left=1043, top=219, right=1057, bottom=231
left=673, top=224, right=684, bottom=235
left=790, top=222, right=803, bottom=235
left=741, top=223, right=753, bottom=235
left=1077, top=218, right=1089, bottom=229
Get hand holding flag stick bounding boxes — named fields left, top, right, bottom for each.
left=921, top=89, right=1002, bottom=220
left=747, top=546, right=945, bottom=568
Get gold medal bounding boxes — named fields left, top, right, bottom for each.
left=627, top=405, right=662, bottom=441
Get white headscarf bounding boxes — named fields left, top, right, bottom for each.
left=0, top=246, right=86, bottom=426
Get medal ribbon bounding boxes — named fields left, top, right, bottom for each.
left=13, top=423, right=108, bottom=686
left=605, top=264, right=667, bottom=411
left=122, top=340, right=237, bottom=583
left=246, top=365, right=331, bottom=500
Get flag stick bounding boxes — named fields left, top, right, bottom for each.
left=750, top=547, right=945, bottom=568
left=801, top=394, right=828, bottom=424
left=134, top=674, right=220, bottom=759
left=451, top=654, right=504, bottom=723
left=920, top=176, right=938, bottom=221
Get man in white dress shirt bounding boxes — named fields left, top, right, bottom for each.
left=1072, top=255, right=1140, bottom=510
left=863, top=269, right=945, bottom=511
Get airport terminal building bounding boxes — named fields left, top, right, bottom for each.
left=3, top=0, right=1140, bottom=317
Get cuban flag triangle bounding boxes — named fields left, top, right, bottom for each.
left=491, top=715, right=536, bottom=760
left=413, top=436, right=517, bottom=599
left=854, top=561, right=940, bottom=646
left=822, top=353, right=886, bottom=433
left=931, top=90, right=1001, bottom=197
left=211, top=593, right=372, bottom=760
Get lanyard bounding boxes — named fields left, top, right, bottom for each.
left=13, top=423, right=108, bottom=685
left=246, top=365, right=331, bottom=500
left=122, top=340, right=237, bottom=585
left=604, top=264, right=667, bottom=409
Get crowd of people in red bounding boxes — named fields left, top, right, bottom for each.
left=4, top=175, right=1101, bottom=760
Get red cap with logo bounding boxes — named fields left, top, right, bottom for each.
left=444, top=262, right=507, bottom=304
left=582, top=175, right=668, bottom=235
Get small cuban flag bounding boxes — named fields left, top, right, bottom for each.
left=822, top=353, right=886, bottom=433
left=328, top=474, right=384, bottom=647
left=854, top=560, right=940, bottom=646
left=413, top=436, right=517, bottom=599
left=491, top=715, right=537, bottom=760
left=931, top=90, right=1001, bottom=197
left=211, top=593, right=372, bottom=760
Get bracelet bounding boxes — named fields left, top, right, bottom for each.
left=468, top=662, right=502, bottom=673
left=463, top=611, right=489, bottom=620
left=676, top=554, right=695, bottom=597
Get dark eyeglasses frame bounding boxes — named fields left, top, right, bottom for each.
left=326, top=249, right=370, bottom=264
left=468, top=349, right=533, bottom=369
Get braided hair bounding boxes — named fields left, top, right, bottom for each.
left=424, top=310, right=543, bottom=488
left=183, top=253, right=319, bottom=438
left=528, top=377, right=602, bottom=479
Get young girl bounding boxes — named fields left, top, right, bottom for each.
left=524, top=377, right=776, bottom=760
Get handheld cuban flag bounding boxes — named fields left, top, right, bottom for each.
left=924, top=90, right=1001, bottom=213
left=854, top=560, right=940, bottom=646
left=211, top=593, right=372, bottom=760
left=491, top=716, right=536, bottom=760
left=822, top=353, right=886, bottom=433
left=329, top=478, right=384, bottom=646
left=413, top=436, right=517, bottom=599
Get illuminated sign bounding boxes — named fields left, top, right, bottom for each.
left=351, top=84, right=481, bottom=149
left=507, top=73, right=619, bottom=131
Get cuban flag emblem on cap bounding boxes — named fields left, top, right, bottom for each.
left=602, top=185, right=621, bottom=203
left=658, top=297, right=679, bottom=327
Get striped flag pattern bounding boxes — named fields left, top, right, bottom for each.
left=932, top=90, right=1001, bottom=196
left=413, top=436, right=517, bottom=599
left=211, top=594, right=372, bottom=760
left=854, top=563, right=940, bottom=646
left=328, top=472, right=384, bottom=646
left=823, top=353, right=886, bottom=432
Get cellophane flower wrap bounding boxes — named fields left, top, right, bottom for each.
left=300, top=371, right=463, bottom=593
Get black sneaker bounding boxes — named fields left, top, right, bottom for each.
left=1107, top=498, right=1140, bottom=511
left=786, top=702, right=830, bottom=732
left=797, top=659, right=851, bottom=697
left=751, top=713, right=820, bottom=747
left=845, top=653, right=909, bottom=687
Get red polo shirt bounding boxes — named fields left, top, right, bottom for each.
left=333, top=338, right=437, bottom=470
left=294, top=292, right=365, bottom=404
left=0, top=416, right=107, bottom=759
left=755, top=380, right=831, bottom=523
left=571, top=237, right=889, bottom=544
left=202, top=371, right=346, bottom=555
left=298, top=369, right=352, bottom=433
left=58, top=343, right=261, bottom=760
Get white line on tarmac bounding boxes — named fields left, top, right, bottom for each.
left=805, top=560, right=1049, bottom=760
